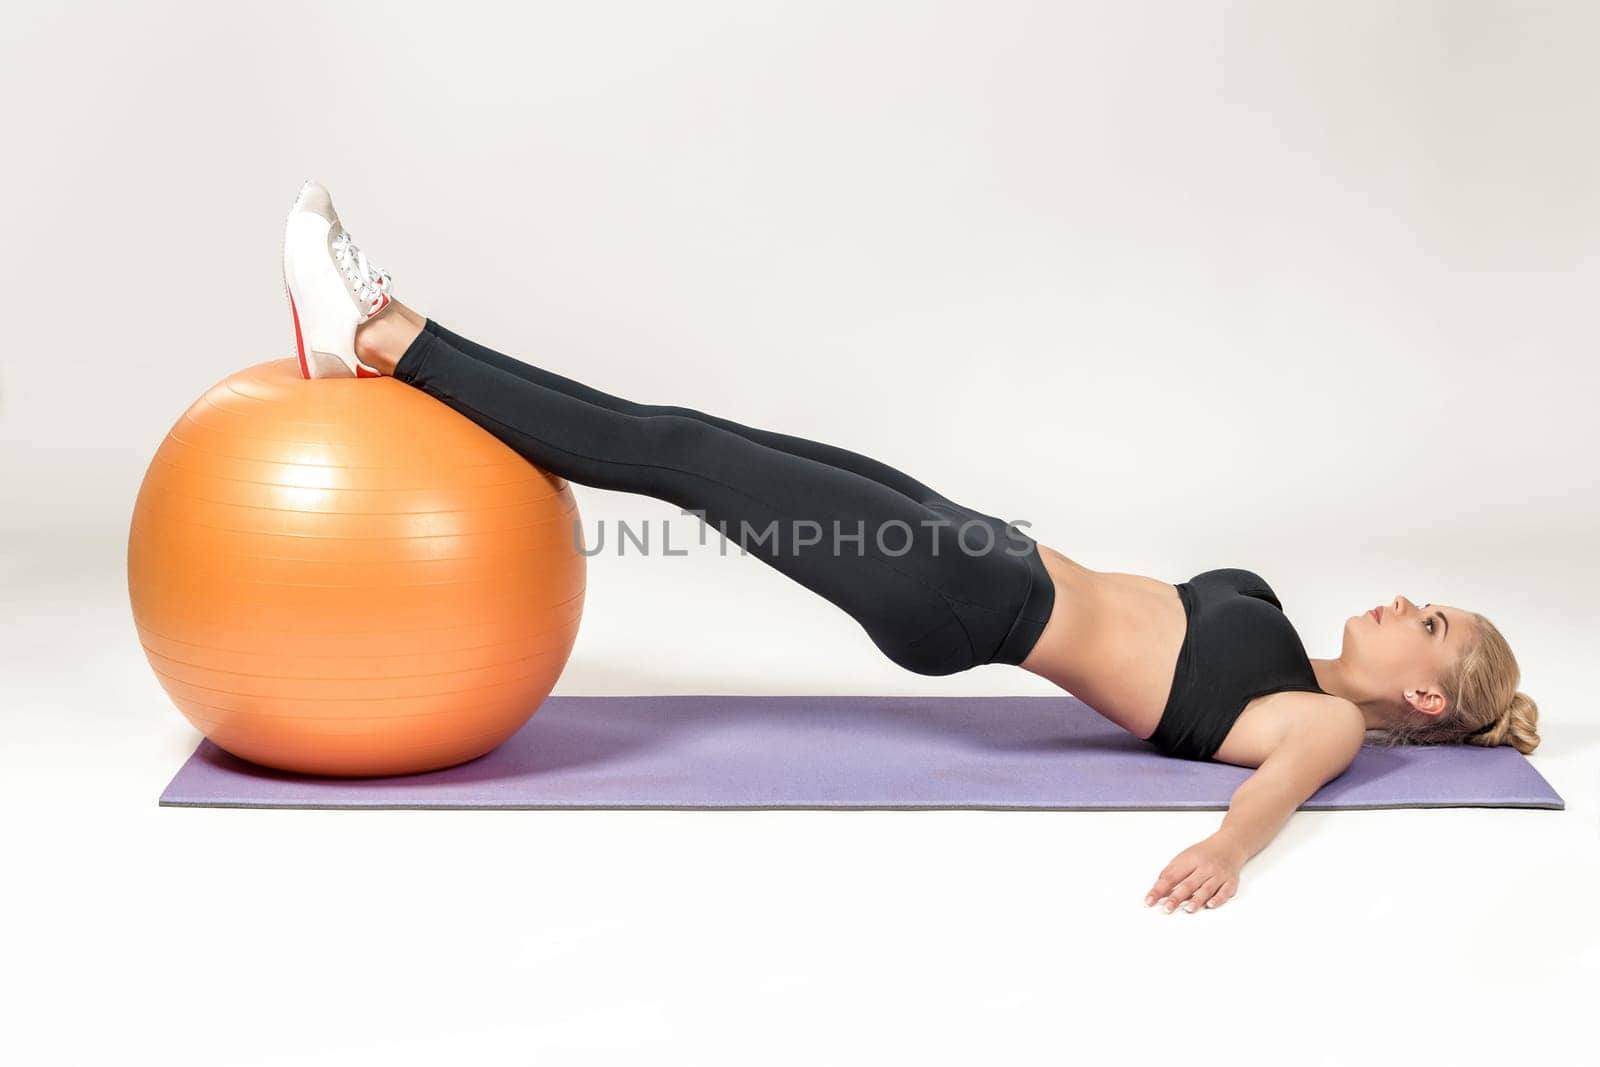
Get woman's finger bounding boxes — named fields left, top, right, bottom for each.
left=1183, top=876, right=1225, bottom=912
left=1162, top=874, right=1204, bottom=912
left=1146, top=858, right=1196, bottom=906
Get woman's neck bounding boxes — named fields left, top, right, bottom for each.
left=1309, top=657, right=1394, bottom=731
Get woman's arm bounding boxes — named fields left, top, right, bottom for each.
left=1144, top=696, right=1366, bottom=912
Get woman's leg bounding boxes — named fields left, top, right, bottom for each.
left=363, top=310, right=1055, bottom=674
left=420, top=319, right=945, bottom=506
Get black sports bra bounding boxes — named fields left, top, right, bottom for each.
left=1147, top=568, right=1326, bottom=762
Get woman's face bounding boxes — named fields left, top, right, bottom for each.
left=1341, top=595, right=1472, bottom=714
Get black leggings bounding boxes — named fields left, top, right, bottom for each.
left=394, top=320, right=1055, bottom=675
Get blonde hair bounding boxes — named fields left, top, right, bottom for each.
left=1377, top=613, right=1540, bottom=755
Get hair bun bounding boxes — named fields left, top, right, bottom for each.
left=1502, top=691, right=1540, bottom=755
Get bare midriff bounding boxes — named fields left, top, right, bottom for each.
left=1021, top=545, right=1188, bottom=741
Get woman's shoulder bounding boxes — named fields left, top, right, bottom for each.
left=1214, top=690, right=1365, bottom=768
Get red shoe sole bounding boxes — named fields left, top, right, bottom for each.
left=288, top=289, right=310, bottom=379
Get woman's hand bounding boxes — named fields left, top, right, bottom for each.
left=1144, top=832, right=1245, bottom=913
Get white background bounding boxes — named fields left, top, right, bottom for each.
left=3, top=1, right=1597, bottom=1064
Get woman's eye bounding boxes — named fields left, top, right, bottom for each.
left=1425, top=618, right=1436, bottom=634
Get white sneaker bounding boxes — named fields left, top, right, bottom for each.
left=282, top=180, right=393, bottom=378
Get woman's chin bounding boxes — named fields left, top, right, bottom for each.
left=1337, top=615, right=1362, bottom=654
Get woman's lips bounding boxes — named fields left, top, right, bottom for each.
left=1370, top=606, right=1383, bottom=623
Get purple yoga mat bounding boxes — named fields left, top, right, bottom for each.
left=159, top=695, right=1564, bottom=810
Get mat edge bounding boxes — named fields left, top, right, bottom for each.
left=158, top=800, right=1566, bottom=812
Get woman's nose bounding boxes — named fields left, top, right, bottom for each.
left=1393, top=595, right=1412, bottom=615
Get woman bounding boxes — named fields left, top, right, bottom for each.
left=284, top=181, right=1539, bottom=912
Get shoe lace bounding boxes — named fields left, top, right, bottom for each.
left=331, top=230, right=392, bottom=305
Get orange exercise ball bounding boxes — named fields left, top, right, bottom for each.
left=127, top=358, right=585, bottom=777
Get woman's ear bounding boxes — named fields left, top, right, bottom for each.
left=1403, top=688, right=1446, bottom=717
